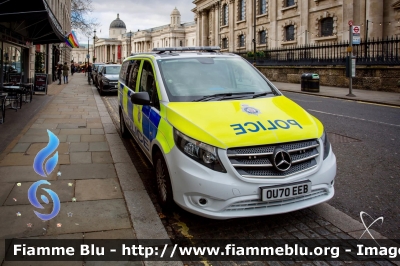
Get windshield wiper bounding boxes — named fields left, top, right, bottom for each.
left=252, top=92, right=275, bottom=98
left=193, top=92, right=255, bottom=102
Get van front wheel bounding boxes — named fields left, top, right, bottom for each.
left=154, top=151, right=174, bottom=211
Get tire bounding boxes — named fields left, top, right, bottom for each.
left=154, top=151, right=174, bottom=211
left=119, top=108, right=130, bottom=139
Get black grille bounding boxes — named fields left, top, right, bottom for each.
left=227, top=139, right=319, bottom=178
left=237, top=159, right=317, bottom=177
left=231, top=158, right=272, bottom=166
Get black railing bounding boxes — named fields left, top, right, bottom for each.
left=237, top=36, right=400, bottom=66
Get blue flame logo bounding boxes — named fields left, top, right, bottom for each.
left=33, top=130, right=59, bottom=177
left=28, top=180, right=60, bottom=220
left=29, top=130, right=61, bottom=221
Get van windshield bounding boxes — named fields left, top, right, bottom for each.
left=157, top=57, right=275, bottom=102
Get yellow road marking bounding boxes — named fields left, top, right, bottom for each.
left=173, top=213, right=211, bottom=266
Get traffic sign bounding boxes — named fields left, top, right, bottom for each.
left=353, top=36, right=361, bottom=45
left=352, top=26, right=360, bottom=34
left=352, top=26, right=361, bottom=45
left=348, top=20, right=353, bottom=26
left=86, top=54, right=90, bottom=59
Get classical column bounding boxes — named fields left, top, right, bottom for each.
left=300, top=0, right=309, bottom=45
left=366, top=0, right=383, bottom=39
left=229, top=0, right=235, bottom=51
left=210, top=6, right=214, bottom=46
left=342, top=0, right=354, bottom=42
left=247, top=0, right=253, bottom=51
left=269, top=0, right=277, bottom=48
left=195, top=13, right=199, bottom=46
left=215, top=3, right=220, bottom=47
left=202, top=10, right=209, bottom=46
left=197, top=11, right=202, bottom=46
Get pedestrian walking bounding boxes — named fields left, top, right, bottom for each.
left=57, top=63, right=62, bottom=85
left=63, top=62, right=69, bottom=84
left=71, top=62, right=75, bottom=76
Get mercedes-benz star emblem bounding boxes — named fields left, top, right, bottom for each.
left=273, top=148, right=292, bottom=172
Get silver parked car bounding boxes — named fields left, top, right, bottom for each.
left=97, top=64, right=121, bottom=95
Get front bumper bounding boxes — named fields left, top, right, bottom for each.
left=164, top=143, right=336, bottom=219
left=103, top=82, right=118, bottom=91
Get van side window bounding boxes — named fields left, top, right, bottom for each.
left=128, top=60, right=141, bottom=90
left=119, top=61, right=129, bottom=82
left=139, top=61, right=160, bottom=110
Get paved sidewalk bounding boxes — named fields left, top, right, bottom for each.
left=0, top=74, right=176, bottom=266
left=273, top=81, right=400, bottom=107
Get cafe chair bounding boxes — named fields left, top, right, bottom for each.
left=4, top=88, right=21, bottom=111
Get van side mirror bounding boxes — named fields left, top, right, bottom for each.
left=131, top=92, right=150, bottom=105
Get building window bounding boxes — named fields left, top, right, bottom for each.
left=285, top=25, right=295, bottom=41
left=180, top=40, right=183, bottom=46
left=239, top=35, right=245, bottom=47
left=286, top=0, right=295, bottom=6
left=222, top=38, right=228, bottom=49
left=223, top=4, right=228, bottom=25
left=259, top=30, right=267, bottom=44
left=239, top=0, right=246, bottom=21
left=260, top=0, right=267, bottom=14
left=320, top=17, right=333, bottom=37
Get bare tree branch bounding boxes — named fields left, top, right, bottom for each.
left=71, top=0, right=100, bottom=36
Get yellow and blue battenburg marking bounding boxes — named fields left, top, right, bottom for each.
left=141, top=105, right=161, bottom=143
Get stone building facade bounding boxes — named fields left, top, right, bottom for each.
left=92, top=8, right=196, bottom=64
left=0, top=0, right=71, bottom=84
left=192, top=0, right=400, bottom=52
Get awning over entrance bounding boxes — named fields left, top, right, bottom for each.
left=0, top=0, right=65, bottom=44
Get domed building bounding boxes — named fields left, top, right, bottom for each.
left=109, top=14, right=126, bottom=38
left=92, top=8, right=196, bottom=64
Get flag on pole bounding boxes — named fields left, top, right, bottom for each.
left=65, top=31, right=80, bottom=48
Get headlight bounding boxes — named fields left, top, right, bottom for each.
left=104, top=78, right=110, bottom=83
left=321, top=130, right=331, bottom=160
left=174, top=129, right=226, bottom=173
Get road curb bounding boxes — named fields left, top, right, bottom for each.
left=280, top=89, right=400, bottom=108
left=92, top=87, right=183, bottom=266
left=310, top=203, right=386, bottom=240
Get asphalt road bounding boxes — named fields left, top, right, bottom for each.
left=102, top=91, right=400, bottom=244
left=284, top=92, right=400, bottom=239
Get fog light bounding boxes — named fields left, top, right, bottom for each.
left=199, top=198, right=207, bottom=205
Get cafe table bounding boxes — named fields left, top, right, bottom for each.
left=0, top=86, right=24, bottom=110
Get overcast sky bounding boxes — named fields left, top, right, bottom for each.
left=76, top=0, right=196, bottom=44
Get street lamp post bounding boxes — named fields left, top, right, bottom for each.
left=93, top=29, right=96, bottom=63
